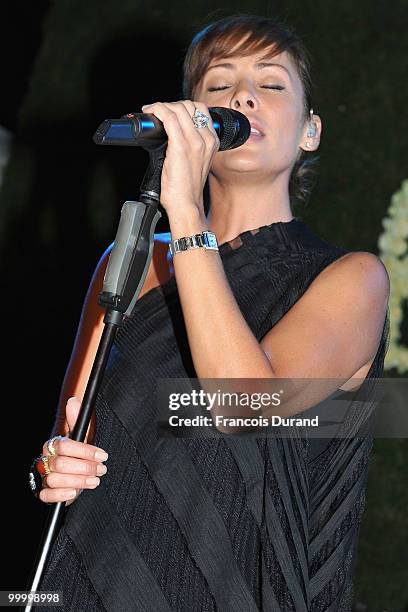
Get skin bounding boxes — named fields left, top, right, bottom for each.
left=41, top=44, right=311, bottom=505
left=195, top=47, right=322, bottom=242
left=142, top=45, right=322, bottom=237
left=38, top=43, right=388, bottom=504
left=39, top=397, right=107, bottom=505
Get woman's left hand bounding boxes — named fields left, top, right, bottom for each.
left=140, top=100, right=220, bottom=219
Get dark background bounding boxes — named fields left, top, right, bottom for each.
left=1, top=1, right=407, bottom=610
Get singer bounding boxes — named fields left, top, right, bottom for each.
left=36, top=13, right=390, bottom=611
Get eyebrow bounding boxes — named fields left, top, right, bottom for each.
left=206, top=61, right=292, bottom=80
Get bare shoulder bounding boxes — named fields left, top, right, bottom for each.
left=59, top=234, right=172, bottom=413
left=304, top=250, right=390, bottom=347
left=260, top=249, right=390, bottom=381
left=316, top=250, right=390, bottom=305
left=334, top=250, right=388, bottom=278
left=97, top=233, right=173, bottom=300
left=146, top=232, right=174, bottom=294
left=99, top=232, right=170, bottom=267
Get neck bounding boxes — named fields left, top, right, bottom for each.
left=205, top=172, right=294, bottom=245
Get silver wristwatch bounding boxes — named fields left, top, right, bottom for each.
left=168, top=230, right=219, bottom=256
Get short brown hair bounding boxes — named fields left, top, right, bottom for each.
left=182, top=13, right=319, bottom=210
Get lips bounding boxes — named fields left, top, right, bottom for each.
left=247, top=116, right=265, bottom=140
left=247, top=118, right=265, bottom=136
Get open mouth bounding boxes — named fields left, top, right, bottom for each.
left=248, top=125, right=265, bottom=140
left=246, top=117, right=266, bottom=138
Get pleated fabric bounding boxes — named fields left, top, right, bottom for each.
left=39, top=217, right=389, bottom=611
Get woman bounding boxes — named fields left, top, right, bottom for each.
left=35, top=14, right=390, bottom=611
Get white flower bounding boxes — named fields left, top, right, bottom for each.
left=378, top=179, right=408, bottom=373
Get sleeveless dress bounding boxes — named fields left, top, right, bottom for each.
left=39, top=216, right=390, bottom=611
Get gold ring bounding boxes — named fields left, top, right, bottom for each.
left=39, top=455, right=51, bottom=476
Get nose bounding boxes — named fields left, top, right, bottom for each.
left=234, top=98, right=255, bottom=109
left=230, top=81, right=258, bottom=111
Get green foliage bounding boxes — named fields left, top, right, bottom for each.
left=355, top=440, right=408, bottom=610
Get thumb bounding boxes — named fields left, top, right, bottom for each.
left=65, top=396, right=94, bottom=444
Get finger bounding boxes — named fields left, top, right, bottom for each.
left=192, top=101, right=220, bottom=152
left=167, top=100, right=215, bottom=147
left=46, top=411, right=97, bottom=452
left=65, top=397, right=95, bottom=444
left=64, top=492, right=82, bottom=507
left=47, top=454, right=108, bottom=477
left=65, top=396, right=81, bottom=433
left=39, top=487, right=78, bottom=504
left=88, top=410, right=96, bottom=443
left=43, top=472, right=100, bottom=490
left=141, top=102, right=200, bottom=149
left=42, top=436, right=108, bottom=463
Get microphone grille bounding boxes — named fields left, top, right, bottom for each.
left=211, top=107, right=250, bottom=151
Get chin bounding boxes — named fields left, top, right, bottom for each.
left=215, top=152, right=271, bottom=174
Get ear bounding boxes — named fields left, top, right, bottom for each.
left=299, top=112, right=322, bottom=153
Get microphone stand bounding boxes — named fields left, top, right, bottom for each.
left=23, top=142, right=167, bottom=611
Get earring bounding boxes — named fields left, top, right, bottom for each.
left=307, top=123, right=317, bottom=138
left=307, top=108, right=317, bottom=138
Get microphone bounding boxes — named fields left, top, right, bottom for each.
left=93, top=107, right=251, bottom=151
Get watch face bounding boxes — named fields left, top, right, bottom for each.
left=206, top=233, right=218, bottom=249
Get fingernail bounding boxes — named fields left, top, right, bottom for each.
left=67, top=490, right=77, bottom=499
left=95, top=450, right=108, bottom=461
left=96, top=464, right=108, bottom=476
left=86, top=477, right=100, bottom=487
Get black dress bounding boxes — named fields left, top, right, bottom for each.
left=39, top=217, right=390, bottom=611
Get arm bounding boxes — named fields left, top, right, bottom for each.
left=169, top=215, right=390, bottom=418
left=137, top=100, right=390, bottom=418
left=50, top=237, right=169, bottom=438
left=40, top=246, right=113, bottom=505
left=40, top=240, right=168, bottom=505
left=50, top=244, right=113, bottom=439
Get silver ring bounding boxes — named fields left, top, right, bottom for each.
left=47, top=435, right=65, bottom=456
left=192, top=108, right=210, bottom=129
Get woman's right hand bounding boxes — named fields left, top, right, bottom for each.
left=38, top=397, right=108, bottom=506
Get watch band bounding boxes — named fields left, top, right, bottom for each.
left=169, top=230, right=219, bottom=256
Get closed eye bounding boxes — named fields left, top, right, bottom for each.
left=207, top=85, right=285, bottom=92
